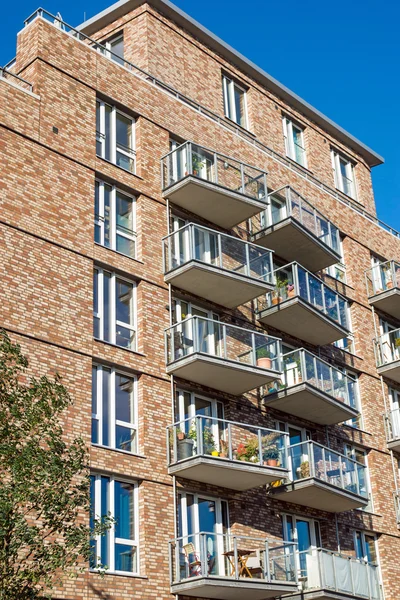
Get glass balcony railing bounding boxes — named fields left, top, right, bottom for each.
left=170, top=532, right=297, bottom=586
left=265, top=348, right=358, bottom=410
left=168, top=415, right=288, bottom=468
left=251, top=186, right=340, bottom=254
left=365, top=260, right=400, bottom=297
left=163, top=223, right=274, bottom=282
left=165, top=316, right=282, bottom=371
left=288, top=441, right=368, bottom=498
left=297, top=548, right=381, bottom=599
left=385, top=407, right=400, bottom=443
left=374, top=328, right=400, bottom=368
left=395, top=493, right=400, bottom=525
left=257, top=262, right=350, bottom=329
left=161, top=141, right=268, bottom=201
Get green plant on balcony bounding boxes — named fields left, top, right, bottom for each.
left=394, top=338, right=400, bottom=348
left=191, top=153, right=205, bottom=176
left=236, top=438, right=259, bottom=462
left=188, top=421, right=216, bottom=455
left=271, top=277, right=288, bottom=305
left=299, top=460, right=310, bottom=479
left=263, top=445, right=280, bottom=467
left=256, top=346, right=273, bottom=369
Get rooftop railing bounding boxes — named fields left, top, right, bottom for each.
left=365, top=260, right=400, bottom=298
left=167, top=414, right=288, bottom=467
left=257, top=262, right=350, bottom=330
left=385, top=407, right=400, bottom=444
left=165, top=316, right=282, bottom=372
left=161, top=141, right=268, bottom=202
left=169, top=532, right=297, bottom=586
left=163, top=223, right=274, bottom=283
left=287, top=440, right=368, bottom=498
left=297, top=548, right=381, bottom=599
left=265, top=348, right=358, bottom=410
left=251, top=186, right=340, bottom=255
left=0, top=67, right=33, bottom=93
left=374, top=328, right=400, bottom=368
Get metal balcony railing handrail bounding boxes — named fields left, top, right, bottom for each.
left=394, top=491, right=400, bottom=524
left=162, top=222, right=274, bottom=282
left=165, top=314, right=281, bottom=342
left=365, top=259, right=400, bottom=297
left=170, top=532, right=297, bottom=547
left=0, top=67, right=33, bottom=93
left=169, top=413, right=288, bottom=435
left=282, top=348, right=357, bottom=382
left=384, top=407, right=400, bottom=442
left=288, top=439, right=366, bottom=469
left=271, top=262, right=348, bottom=302
left=297, top=546, right=378, bottom=565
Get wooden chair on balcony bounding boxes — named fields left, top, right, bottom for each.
left=183, top=542, right=202, bottom=577
left=245, top=551, right=263, bottom=578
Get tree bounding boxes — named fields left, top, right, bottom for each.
left=0, top=331, right=108, bottom=599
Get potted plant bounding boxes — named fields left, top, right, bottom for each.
left=271, top=278, right=287, bottom=305
left=256, top=347, right=273, bottom=369
left=235, top=438, right=259, bottom=463
left=189, top=422, right=217, bottom=456
left=263, top=445, right=280, bottom=467
left=177, top=428, right=186, bottom=441
left=287, top=283, right=296, bottom=298
left=336, top=378, right=347, bottom=401
left=192, top=154, right=205, bottom=176
left=176, top=425, right=194, bottom=461
left=219, top=438, right=228, bottom=458
left=299, top=460, right=310, bottom=478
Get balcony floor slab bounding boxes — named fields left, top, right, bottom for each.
left=286, top=589, right=377, bottom=600
left=387, top=438, right=400, bottom=453
left=166, top=353, right=281, bottom=395
left=171, top=576, right=297, bottom=599
left=369, top=288, right=400, bottom=320
left=165, top=261, right=273, bottom=308
left=168, top=455, right=288, bottom=490
left=377, top=361, right=400, bottom=384
left=264, top=383, right=359, bottom=426
left=251, top=218, right=340, bottom=272
left=162, top=176, right=267, bottom=229
left=257, top=298, right=349, bottom=346
left=270, top=478, right=368, bottom=512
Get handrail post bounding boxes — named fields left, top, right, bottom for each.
left=265, top=540, right=271, bottom=581
left=240, top=163, right=245, bottom=194
left=339, top=454, right=345, bottom=490
left=214, top=152, right=218, bottom=184
left=258, top=428, right=263, bottom=466
left=218, top=231, right=223, bottom=269
left=187, top=142, right=193, bottom=176
left=197, top=415, right=203, bottom=456
left=245, top=242, right=250, bottom=277
left=349, top=556, right=355, bottom=595
left=252, top=332, right=257, bottom=366
left=228, top=422, right=233, bottom=460
left=321, top=445, right=326, bottom=481
left=233, top=536, right=239, bottom=580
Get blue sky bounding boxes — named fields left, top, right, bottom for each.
left=3, top=0, right=399, bottom=230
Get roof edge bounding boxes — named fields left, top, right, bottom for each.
left=77, top=0, right=384, bottom=167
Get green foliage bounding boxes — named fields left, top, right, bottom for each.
left=0, top=331, right=111, bottom=599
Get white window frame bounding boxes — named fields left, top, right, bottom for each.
left=93, top=267, right=137, bottom=350
left=331, top=149, right=356, bottom=199
left=96, top=100, right=136, bottom=173
left=344, top=444, right=372, bottom=512
left=353, top=530, right=379, bottom=564
left=222, top=74, right=248, bottom=129
left=176, top=389, right=224, bottom=451
left=103, top=32, right=124, bottom=65
left=92, top=365, right=138, bottom=453
left=95, top=179, right=137, bottom=259
left=91, top=475, right=139, bottom=574
left=343, top=370, right=362, bottom=429
left=282, top=116, right=307, bottom=167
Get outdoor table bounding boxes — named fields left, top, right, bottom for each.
left=222, top=548, right=256, bottom=577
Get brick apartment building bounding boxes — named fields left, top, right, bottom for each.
left=1, top=0, right=400, bottom=598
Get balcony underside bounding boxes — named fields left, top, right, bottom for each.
left=270, top=478, right=368, bottom=512
left=162, top=176, right=267, bottom=229
left=168, top=455, right=288, bottom=490
left=251, top=219, right=340, bottom=272
left=257, top=298, right=349, bottom=346
left=167, top=353, right=280, bottom=396
left=286, top=588, right=376, bottom=600
left=387, top=438, right=400, bottom=453
left=264, top=383, right=359, bottom=426
left=171, top=576, right=297, bottom=599
left=377, top=361, right=400, bottom=384
left=369, top=289, right=400, bottom=320
left=165, top=261, right=273, bottom=308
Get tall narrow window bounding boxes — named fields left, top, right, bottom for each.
left=282, top=117, right=307, bottom=167
left=222, top=75, right=248, bottom=128
left=344, top=444, right=372, bottom=511
left=93, top=268, right=136, bottom=350
left=92, top=365, right=137, bottom=452
left=354, top=531, right=378, bottom=564
left=96, top=100, right=135, bottom=173
left=95, top=181, right=136, bottom=258
left=90, top=475, right=138, bottom=573
left=331, top=149, right=356, bottom=198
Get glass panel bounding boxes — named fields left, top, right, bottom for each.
left=93, top=270, right=100, bottom=338
left=116, top=113, right=132, bottom=151
left=234, top=84, right=246, bottom=127
left=104, top=183, right=111, bottom=249
left=94, top=181, right=101, bottom=243
left=102, top=368, right=111, bottom=447
left=116, top=279, right=134, bottom=325
left=104, top=105, right=112, bottom=161
left=96, top=101, right=101, bottom=155
left=115, top=480, right=135, bottom=539
left=100, top=476, right=109, bottom=566
left=115, top=544, right=136, bottom=572
left=91, top=367, right=98, bottom=444
left=116, top=374, right=134, bottom=423
left=103, top=271, right=111, bottom=343
left=110, top=35, right=124, bottom=65
left=116, top=425, right=136, bottom=452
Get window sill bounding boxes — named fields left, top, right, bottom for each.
left=96, top=155, right=144, bottom=182
left=91, top=443, right=147, bottom=459
left=93, top=337, right=146, bottom=358
left=94, top=242, right=144, bottom=266
left=90, top=569, right=148, bottom=579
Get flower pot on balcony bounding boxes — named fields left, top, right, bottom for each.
left=257, top=357, right=272, bottom=369
left=211, top=450, right=220, bottom=457
left=177, top=438, right=194, bottom=461
left=219, top=452, right=227, bottom=458
left=287, top=284, right=295, bottom=298
left=177, top=431, right=186, bottom=441
left=387, top=281, right=394, bottom=289
left=271, top=295, right=282, bottom=305
left=266, top=459, right=278, bottom=467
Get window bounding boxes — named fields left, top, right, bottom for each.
left=282, top=514, right=321, bottom=579
left=343, top=370, right=362, bottom=429
left=354, top=531, right=378, bottom=564
left=102, top=33, right=124, bottom=65
left=95, top=180, right=136, bottom=258
left=388, top=387, right=400, bottom=439
left=222, top=74, right=248, bottom=128
left=96, top=100, right=136, bottom=173
left=344, top=444, right=372, bottom=511
left=282, top=117, right=307, bottom=167
left=93, top=268, right=136, bottom=350
left=331, top=149, right=356, bottom=199
left=90, top=475, right=138, bottom=573
left=92, top=366, right=137, bottom=453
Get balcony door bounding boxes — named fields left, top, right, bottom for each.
left=389, top=388, right=400, bottom=439
left=178, top=492, right=229, bottom=577
left=379, top=319, right=400, bottom=363
left=282, top=514, right=321, bottom=582
left=173, top=299, right=221, bottom=358
left=176, top=390, right=224, bottom=452
left=261, top=193, right=288, bottom=229
left=277, top=422, right=311, bottom=481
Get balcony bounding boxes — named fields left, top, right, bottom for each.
left=167, top=415, right=289, bottom=490
left=395, top=493, right=400, bottom=526
left=366, top=260, right=400, bottom=320
left=165, top=316, right=282, bottom=395
left=163, top=224, right=275, bottom=308
left=270, top=441, right=368, bottom=512
left=256, top=263, right=350, bottom=346
left=374, top=328, right=400, bottom=383
left=263, top=349, right=359, bottom=425
left=170, top=532, right=298, bottom=599
left=161, top=142, right=268, bottom=229
left=286, top=549, right=381, bottom=600
left=250, top=187, right=341, bottom=272
left=385, top=407, right=400, bottom=452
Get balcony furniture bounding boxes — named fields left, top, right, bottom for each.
left=223, top=548, right=257, bottom=578
left=250, top=186, right=341, bottom=272
left=365, top=260, right=400, bottom=319
left=183, top=543, right=202, bottom=577
left=161, top=142, right=268, bottom=229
